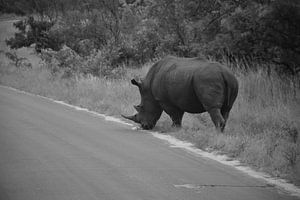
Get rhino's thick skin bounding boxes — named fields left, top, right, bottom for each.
left=124, top=56, right=239, bottom=132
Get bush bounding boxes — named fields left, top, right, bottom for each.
left=4, top=51, right=32, bottom=69
left=6, top=16, right=63, bottom=52
left=40, top=45, right=126, bottom=78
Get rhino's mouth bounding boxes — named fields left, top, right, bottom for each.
left=141, top=123, right=154, bottom=130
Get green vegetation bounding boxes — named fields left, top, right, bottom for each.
left=2, top=0, right=300, bottom=74
left=0, top=0, right=299, bottom=185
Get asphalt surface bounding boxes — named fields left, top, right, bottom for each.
left=0, top=86, right=298, bottom=200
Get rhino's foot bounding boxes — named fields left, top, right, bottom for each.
left=171, top=123, right=182, bottom=131
left=171, top=123, right=181, bottom=127
left=208, top=108, right=225, bottom=133
left=141, top=123, right=154, bottom=130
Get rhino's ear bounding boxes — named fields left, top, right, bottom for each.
left=131, top=79, right=142, bottom=88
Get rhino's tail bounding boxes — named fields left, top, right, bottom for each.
left=222, top=69, right=239, bottom=112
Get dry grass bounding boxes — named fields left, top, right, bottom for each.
left=0, top=56, right=299, bottom=184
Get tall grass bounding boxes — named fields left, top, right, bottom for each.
left=0, top=57, right=299, bottom=184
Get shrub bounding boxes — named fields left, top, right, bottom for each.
left=40, top=45, right=127, bottom=78
left=6, top=16, right=63, bottom=52
left=4, top=51, right=32, bottom=68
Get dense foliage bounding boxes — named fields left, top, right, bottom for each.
left=3, top=0, right=300, bottom=75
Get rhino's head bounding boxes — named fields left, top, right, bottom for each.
left=122, top=79, right=162, bottom=130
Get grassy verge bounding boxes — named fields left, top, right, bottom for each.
left=0, top=57, right=299, bottom=185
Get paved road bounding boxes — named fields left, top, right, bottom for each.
left=0, top=86, right=298, bottom=200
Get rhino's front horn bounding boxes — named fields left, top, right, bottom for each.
left=121, top=114, right=139, bottom=123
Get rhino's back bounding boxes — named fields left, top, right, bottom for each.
left=148, top=56, right=237, bottom=113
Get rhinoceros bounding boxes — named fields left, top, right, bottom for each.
left=122, top=56, right=238, bottom=132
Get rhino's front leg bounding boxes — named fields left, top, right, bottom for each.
left=171, top=113, right=184, bottom=127
left=161, top=103, right=184, bottom=127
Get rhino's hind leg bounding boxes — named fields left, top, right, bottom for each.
left=220, top=109, right=230, bottom=132
left=208, top=108, right=225, bottom=133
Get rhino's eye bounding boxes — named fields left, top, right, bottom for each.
left=138, top=104, right=144, bottom=110
left=134, top=105, right=143, bottom=112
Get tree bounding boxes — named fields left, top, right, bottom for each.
left=6, top=16, right=63, bottom=52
